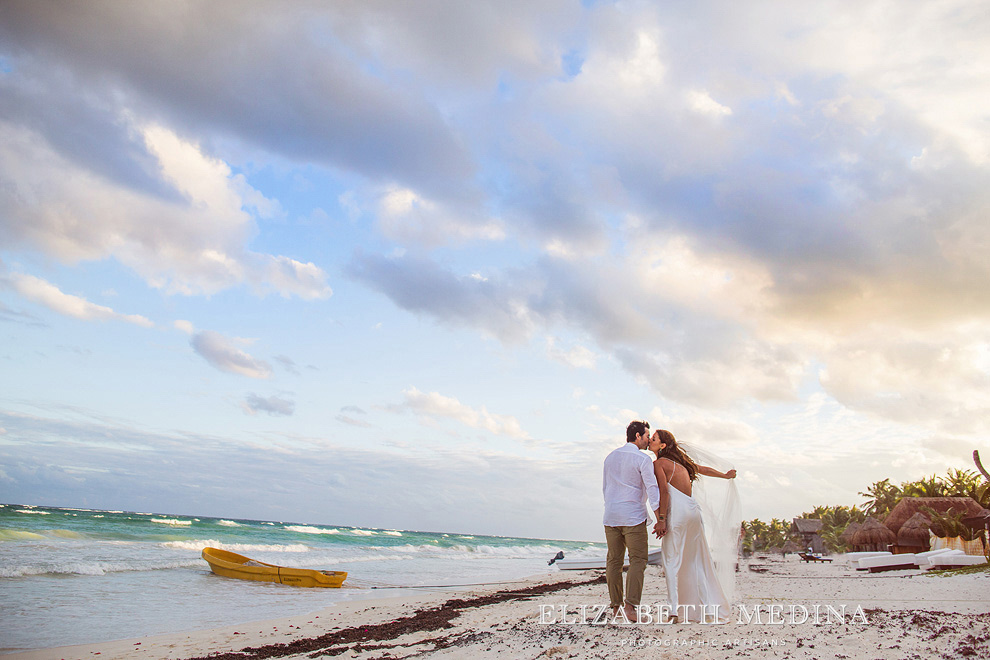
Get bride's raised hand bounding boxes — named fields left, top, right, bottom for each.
left=725, top=469, right=737, bottom=479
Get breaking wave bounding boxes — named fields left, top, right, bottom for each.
left=0, top=558, right=202, bottom=578
left=284, top=525, right=340, bottom=535
left=160, top=540, right=311, bottom=553
left=151, top=518, right=193, bottom=526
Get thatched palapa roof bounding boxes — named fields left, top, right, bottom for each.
left=839, top=522, right=862, bottom=543
left=896, top=512, right=931, bottom=546
left=791, top=518, right=823, bottom=534
left=782, top=540, right=802, bottom=553
left=882, top=497, right=985, bottom=535
left=962, top=508, right=990, bottom=532
left=852, top=517, right=896, bottom=546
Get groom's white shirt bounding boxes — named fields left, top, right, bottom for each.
left=602, top=443, right=661, bottom=526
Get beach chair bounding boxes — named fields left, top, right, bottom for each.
left=798, top=552, right=833, bottom=563
left=927, top=554, right=988, bottom=570
left=857, top=553, right=918, bottom=572
left=843, top=551, right=890, bottom=563
left=912, top=548, right=956, bottom=568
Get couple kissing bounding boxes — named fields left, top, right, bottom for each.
left=602, top=420, right=736, bottom=624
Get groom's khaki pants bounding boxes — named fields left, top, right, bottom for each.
left=604, top=520, right=648, bottom=609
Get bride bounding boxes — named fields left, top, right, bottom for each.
left=649, top=429, right=736, bottom=623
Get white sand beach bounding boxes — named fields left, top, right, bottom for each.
left=8, top=555, right=989, bottom=660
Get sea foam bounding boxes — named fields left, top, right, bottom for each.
left=151, top=518, right=193, bottom=526
left=0, top=558, right=200, bottom=578
left=284, top=525, right=340, bottom=535
left=161, top=540, right=311, bottom=553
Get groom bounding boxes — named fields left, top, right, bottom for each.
left=602, top=420, right=664, bottom=622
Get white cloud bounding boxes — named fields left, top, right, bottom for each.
left=3, top=273, right=153, bottom=327
left=788, top=1, right=990, bottom=163
left=243, top=393, right=295, bottom=417
left=687, top=90, right=732, bottom=117
left=820, top=324, right=990, bottom=436
left=336, top=415, right=375, bottom=429
left=774, top=82, right=799, bottom=106
left=273, top=355, right=300, bottom=375
left=0, top=119, right=331, bottom=300
left=585, top=28, right=667, bottom=94
left=190, top=330, right=272, bottom=379
left=546, top=336, right=597, bottom=369
left=0, top=404, right=595, bottom=539
left=376, top=186, right=505, bottom=247
left=631, top=233, right=774, bottom=323
left=647, top=409, right=761, bottom=450
left=399, top=387, right=530, bottom=439
left=173, top=320, right=195, bottom=335
left=4, top=1, right=990, bottom=537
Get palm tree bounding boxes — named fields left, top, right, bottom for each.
left=975, top=450, right=990, bottom=481
left=976, top=482, right=990, bottom=509
left=860, top=479, right=901, bottom=518
left=820, top=526, right=847, bottom=552
left=797, top=505, right=865, bottom=552
left=766, top=518, right=790, bottom=549
left=901, top=474, right=946, bottom=497
left=744, top=518, right=770, bottom=553
left=940, top=468, right=981, bottom=497
left=922, top=506, right=980, bottom=542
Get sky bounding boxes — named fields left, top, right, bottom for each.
left=1, top=1, right=989, bottom=542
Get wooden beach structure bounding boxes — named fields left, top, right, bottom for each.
left=790, top=518, right=825, bottom=554
left=839, top=522, right=862, bottom=550
left=782, top=540, right=802, bottom=556
left=895, top=512, right=932, bottom=553
left=851, top=517, right=895, bottom=552
left=882, top=496, right=985, bottom=554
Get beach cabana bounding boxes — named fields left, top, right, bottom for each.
left=782, top=540, right=801, bottom=556
left=852, top=517, right=895, bottom=552
left=790, top=518, right=825, bottom=554
left=960, top=508, right=990, bottom=557
left=883, top=497, right=984, bottom=536
left=895, top=512, right=932, bottom=553
left=840, top=522, right=862, bottom=550
left=961, top=508, right=990, bottom=534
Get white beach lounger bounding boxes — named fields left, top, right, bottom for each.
left=912, top=548, right=957, bottom=567
left=555, top=547, right=663, bottom=570
left=927, top=554, right=988, bottom=569
left=843, top=551, right=890, bottom=564
left=857, top=553, right=918, bottom=572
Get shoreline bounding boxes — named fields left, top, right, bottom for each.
left=6, top=558, right=990, bottom=660
left=0, top=572, right=584, bottom=660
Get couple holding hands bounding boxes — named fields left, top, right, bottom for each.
left=603, top=421, right=737, bottom=623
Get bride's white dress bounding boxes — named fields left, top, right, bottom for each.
left=660, top=473, right=730, bottom=623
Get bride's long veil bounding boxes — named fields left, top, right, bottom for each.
left=678, top=442, right=742, bottom=605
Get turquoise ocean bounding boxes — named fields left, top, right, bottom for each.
left=0, top=503, right=602, bottom=654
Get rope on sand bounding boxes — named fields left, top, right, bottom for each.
left=369, top=577, right=565, bottom=589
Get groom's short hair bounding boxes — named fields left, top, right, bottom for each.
left=626, top=420, right=649, bottom=443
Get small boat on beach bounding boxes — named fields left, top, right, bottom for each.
left=553, top=547, right=664, bottom=570
left=202, top=547, right=347, bottom=588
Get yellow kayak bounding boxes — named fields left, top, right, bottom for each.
left=201, top=547, right=347, bottom=588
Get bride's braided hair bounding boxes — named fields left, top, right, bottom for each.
left=657, top=429, right=699, bottom=481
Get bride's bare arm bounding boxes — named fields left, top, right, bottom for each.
left=697, top=465, right=737, bottom=479
left=652, top=460, right=670, bottom=537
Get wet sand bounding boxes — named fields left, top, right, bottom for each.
left=8, top=555, right=989, bottom=660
